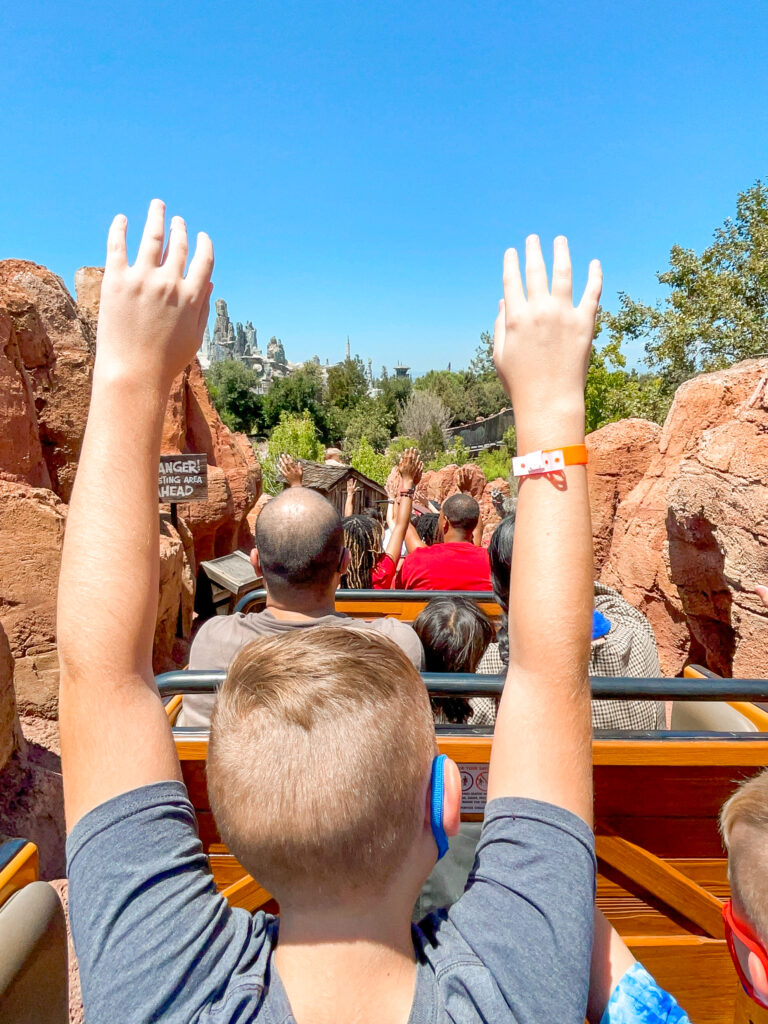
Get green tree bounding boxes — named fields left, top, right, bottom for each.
left=347, top=437, right=391, bottom=486
left=342, top=398, right=396, bottom=453
left=262, top=363, right=330, bottom=438
left=377, top=371, right=412, bottom=422
left=326, top=357, right=369, bottom=411
left=205, top=360, right=264, bottom=434
left=261, top=411, right=324, bottom=494
left=603, top=179, right=768, bottom=398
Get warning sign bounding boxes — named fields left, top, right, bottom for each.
left=459, top=763, right=489, bottom=814
left=158, top=454, right=208, bottom=502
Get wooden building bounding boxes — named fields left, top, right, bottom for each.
left=286, top=461, right=388, bottom=516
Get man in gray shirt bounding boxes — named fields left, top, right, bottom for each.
left=179, top=484, right=424, bottom=726
left=58, top=206, right=602, bottom=1023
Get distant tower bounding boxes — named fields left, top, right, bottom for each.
left=345, top=336, right=351, bottom=361
left=393, top=363, right=410, bottom=379
left=447, top=362, right=451, bottom=372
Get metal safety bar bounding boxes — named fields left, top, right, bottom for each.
left=157, top=670, right=768, bottom=702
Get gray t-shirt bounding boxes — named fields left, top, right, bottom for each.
left=66, top=781, right=596, bottom=1024
left=179, top=609, right=425, bottom=726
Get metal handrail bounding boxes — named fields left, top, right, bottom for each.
left=156, top=670, right=768, bottom=702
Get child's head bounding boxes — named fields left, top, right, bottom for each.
left=413, top=597, right=494, bottom=674
left=207, top=627, right=459, bottom=911
left=414, top=512, right=441, bottom=546
left=720, top=769, right=768, bottom=1004
left=341, top=514, right=383, bottom=589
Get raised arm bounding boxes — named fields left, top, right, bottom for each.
left=279, top=453, right=304, bottom=488
left=344, top=475, right=360, bottom=515
left=486, top=236, right=601, bottom=825
left=383, top=448, right=422, bottom=564
left=57, top=201, right=214, bottom=830
left=455, top=465, right=484, bottom=545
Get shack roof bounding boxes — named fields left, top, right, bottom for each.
left=280, top=460, right=387, bottom=497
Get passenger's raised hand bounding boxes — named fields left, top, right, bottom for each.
left=398, top=447, right=422, bottom=488
left=754, top=585, right=768, bottom=609
left=456, top=465, right=473, bottom=494
left=95, top=199, right=214, bottom=387
left=494, top=236, right=601, bottom=443
left=278, top=453, right=304, bottom=488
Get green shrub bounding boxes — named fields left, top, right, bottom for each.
left=348, top=437, right=392, bottom=486
left=261, top=411, right=324, bottom=494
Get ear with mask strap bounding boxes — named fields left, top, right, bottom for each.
left=430, top=754, right=450, bottom=860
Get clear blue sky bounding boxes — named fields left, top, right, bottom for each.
left=1, top=0, right=766, bottom=374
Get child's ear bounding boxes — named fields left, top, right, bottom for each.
left=442, top=758, right=462, bottom=837
left=748, top=951, right=768, bottom=1006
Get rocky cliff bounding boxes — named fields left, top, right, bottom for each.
left=0, top=260, right=261, bottom=733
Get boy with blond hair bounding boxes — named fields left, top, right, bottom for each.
left=720, top=769, right=768, bottom=1008
left=58, top=202, right=602, bottom=1023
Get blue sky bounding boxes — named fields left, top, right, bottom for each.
left=1, top=0, right=766, bottom=374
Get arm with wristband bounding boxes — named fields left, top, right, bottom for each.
left=382, top=448, right=422, bottom=566
left=486, top=235, right=601, bottom=825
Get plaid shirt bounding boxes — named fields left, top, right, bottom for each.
left=472, top=582, right=666, bottom=731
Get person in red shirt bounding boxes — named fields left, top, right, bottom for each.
left=398, top=492, right=491, bottom=591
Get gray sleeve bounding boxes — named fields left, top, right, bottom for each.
left=433, top=798, right=596, bottom=1023
left=66, top=782, right=267, bottom=1024
left=369, top=618, right=425, bottom=669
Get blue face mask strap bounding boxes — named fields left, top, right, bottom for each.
left=430, top=754, right=449, bottom=860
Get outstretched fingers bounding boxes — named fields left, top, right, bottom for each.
left=579, top=259, right=603, bottom=314
left=136, top=199, right=166, bottom=267
left=550, top=236, right=572, bottom=302
left=164, top=216, right=189, bottom=276
left=524, top=234, right=548, bottom=300
left=186, top=232, right=215, bottom=302
left=105, top=214, right=128, bottom=271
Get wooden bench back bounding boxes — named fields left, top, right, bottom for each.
left=163, top=671, right=768, bottom=1023
left=234, top=588, right=503, bottom=625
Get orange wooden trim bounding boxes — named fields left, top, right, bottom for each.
left=625, top=935, right=724, bottom=948
left=0, top=842, right=39, bottom=907
left=164, top=694, right=183, bottom=724
left=593, top=739, right=768, bottom=766
left=729, top=702, right=768, bottom=731
left=220, top=873, right=273, bottom=912
left=176, top=733, right=768, bottom=767
left=596, top=835, right=725, bottom=939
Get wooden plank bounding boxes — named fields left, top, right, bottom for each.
left=593, top=739, right=768, bottom=767
left=596, top=835, right=725, bottom=938
left=220, top=873, right=274, bottom=912
left=734, top=984, right=768, bottom=1023
left=626, top=939, right=735, bottom=1024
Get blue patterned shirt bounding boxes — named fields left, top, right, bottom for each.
left=601, top=963, right=691, bottom=1024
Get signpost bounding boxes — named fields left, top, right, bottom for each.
left=158, top=454, right=208, bottom=527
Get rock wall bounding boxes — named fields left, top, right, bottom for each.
left=0, top=259, right=261, bottom=714
left=586, top=419, right=661, bottom=573
left=600, top=360, right=768, bottom=676
left=0, top=621, right=21, bottom=772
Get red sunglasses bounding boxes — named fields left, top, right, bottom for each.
left=723, top=899, right=768, bottom=1006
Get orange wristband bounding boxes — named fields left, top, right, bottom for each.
left=512, top=444, right=588, bottom=477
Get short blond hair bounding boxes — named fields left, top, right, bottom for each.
left=207, top=627, right=435, bottom=908
left=720, top=769, right=768, bottom=942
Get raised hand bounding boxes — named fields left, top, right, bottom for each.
left=95, top=199, right=214, bottom=387
left=278, top=453, right=304, bottom=488
left=455, top=465, right=474, bottom=494
left=493, top=236, right=601, bottom=447
left=754, top=585, right=768, bottom=609
left=346, top=476, right=361, bottom=497
left=398, top=447, right=423, bottom=488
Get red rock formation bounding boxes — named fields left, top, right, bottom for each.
left=0, top=620, right=21, bottom=772
left=602, top=360, right=768, bottom=676
left=0, top=260, right=261, bottom=712
left=0, top=482, right=67, bottom=717
left=0, top=260, right=94, bottom=504
left=480, top=477, right=511, bottom=546
left=586, top=419, right=661, bottom=573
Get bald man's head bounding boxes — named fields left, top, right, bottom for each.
left=255, top=488, right=344, bottom=599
